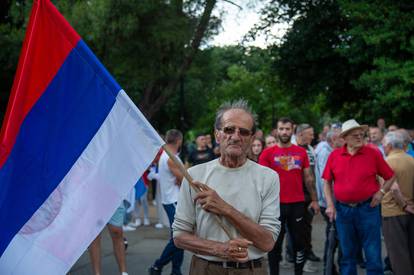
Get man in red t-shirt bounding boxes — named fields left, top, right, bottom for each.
left=259, top=117, right=320, bottom=275
left=323, top=119, right=395, bottom=275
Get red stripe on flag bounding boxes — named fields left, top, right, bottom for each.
left=0, top=0, right=80, bottom=168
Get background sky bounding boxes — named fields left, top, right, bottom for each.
left=210, top=1, right=288, bottom=47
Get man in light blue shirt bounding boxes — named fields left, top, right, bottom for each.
left=314, top=128, right=343, bottom=275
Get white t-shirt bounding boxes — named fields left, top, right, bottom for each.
left=158, top=151, right=182, bottom=205
left=173, top=158, right=281, bottom=261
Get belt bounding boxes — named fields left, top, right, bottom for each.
left=206, top=258, right=263, bottom=269
left=337, top=197, right=372, bottom=208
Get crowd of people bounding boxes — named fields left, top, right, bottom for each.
left=88, top=101, right=414, bottom=275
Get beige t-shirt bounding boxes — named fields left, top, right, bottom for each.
left=172, top=158, right=281, bottom=261
left=382, top=150, right=414, bottom=217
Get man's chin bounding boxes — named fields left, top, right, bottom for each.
left=279, top=138, right=290, bottom=144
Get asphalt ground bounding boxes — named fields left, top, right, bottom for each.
left=69, top=204, right=384, bottom=275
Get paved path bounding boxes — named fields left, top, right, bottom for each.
left=69, top=204, right=380, bottom=275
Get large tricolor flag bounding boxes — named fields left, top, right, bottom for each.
left=0, top=0, right=164, bottom=273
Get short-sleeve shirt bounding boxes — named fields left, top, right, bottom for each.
left=188, top=148, right=216, bottom=166
left=259, top=144, right=310, bottom=203
left=322, top=145, right=394, bottom=203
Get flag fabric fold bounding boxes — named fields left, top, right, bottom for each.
left=0, top=0, right=164, bottom=273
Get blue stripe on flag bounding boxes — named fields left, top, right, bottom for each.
left=135, top=178, right=148, bottom=199
left=0, top=40, right=121, bottom=256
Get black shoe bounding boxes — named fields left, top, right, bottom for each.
left=307, top=251, right=321, bottom=262
left=149, top=266, right=161, bottom=275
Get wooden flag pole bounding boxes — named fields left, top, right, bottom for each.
left=161, top=144, right=233, bottom=239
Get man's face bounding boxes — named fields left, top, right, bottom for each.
left=205, top=134, right=212, bottom=145
left=382, top=139, right=392, bottom=156
left=344, top=129, right=365, bottom=149
left=377, top=118, right=385, bottom=129
left=277, top=122, right=293, bottom=144
left=301, top=128, right=314, bottom=145
left=195, top=135, right=206, bottom=148
left=215, top=109, right=254, bottom=159
left=332, top=133, right=345, bottom=148
left=369, top=128, right=382, bottom=143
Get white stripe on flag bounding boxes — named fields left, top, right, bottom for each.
left=0, top=90, right=164, bottom=274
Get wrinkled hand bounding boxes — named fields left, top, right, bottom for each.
left=193, top=182, right=230, bottom=216
left=309, top=201, right=320, bottom=215
left=326, top=204, right=336, bottom=222
left=370, top=191, right=384, bottom=207
left=222, top=238, right=253, bottom=262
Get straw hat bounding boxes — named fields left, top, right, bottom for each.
left=340, top=119, right=368, bottom=137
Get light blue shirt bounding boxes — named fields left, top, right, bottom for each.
left=314, top=141, right=333, bottom=208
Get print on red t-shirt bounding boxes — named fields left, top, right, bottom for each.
left=259, top=145, right=310, bottom=203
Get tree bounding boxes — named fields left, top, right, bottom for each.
left=0, top=0, right=221, bottom=132
left=337, top=0, right=414, bottom=126
left=253, top=0, right=414, bottom=127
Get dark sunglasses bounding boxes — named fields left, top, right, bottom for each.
left=220, top=126, right=252, bottom=137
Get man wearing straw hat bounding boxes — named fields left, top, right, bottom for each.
left=172, top=99, right=281, bottom=275
left=323, top=119, right=396, bottom=275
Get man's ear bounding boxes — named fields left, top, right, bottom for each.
left=214, top=129, right=220, bottom=144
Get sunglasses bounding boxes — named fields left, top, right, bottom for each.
left=220, top=126, right=252, bottom=137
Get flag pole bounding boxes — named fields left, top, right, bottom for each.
left=161, top=144, right=233, bottom=239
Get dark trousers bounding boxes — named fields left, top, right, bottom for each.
left=189, top=256, right=267, bottom=275
left=154, top=203, right=184, bottom=275
left=286, top=201, right=313, bottom=258
left=303, top=200, right=313, bottom=255
left=382, top=215, right=414, bottom=275
left=268, top=202, right=306, bottom=275
left=321, top=207, right=341, bottom=275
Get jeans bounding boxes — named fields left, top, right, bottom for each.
left=153, top=203, right=184, bottom=275
left=335, top=201, right=383, bottom=275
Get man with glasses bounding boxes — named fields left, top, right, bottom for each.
left=323, top=119, right=396, bottom=275
left=259, top=117, right=320, bottom=275
left=172, top=99, right=281, bottom=275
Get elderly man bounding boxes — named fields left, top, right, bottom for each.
left=173, top=100, right=281, bottom=275
left=381, top=131, right=414, bottom=275
left=315, top=128, right=343, bottom=275
left=323, top=119, right=395, bottom=275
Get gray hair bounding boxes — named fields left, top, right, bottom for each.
left=396, top=129, right=412, bottom=146
left=383, top=132, right=405, bottom=149
left=214, top=99, right=257, bottom=134
left=296, top=123, right=312, bottom=134
left=326, top=129, right=339, bottom=143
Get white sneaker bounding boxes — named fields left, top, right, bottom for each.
left=122, top=225, right=136, bottom=232
left=143, top=218, right=150, bottom=226
left=303, top=261, right=318, bottom=273
left=129, top=218, right=141, bottom=227
left=154, top=223, right=164, bottom=229
left=121, top=272, right=128, bottom=275
left=152, top=200, right=157, bottom=206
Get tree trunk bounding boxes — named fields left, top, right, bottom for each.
left=139, top=0, right=217, bottom=119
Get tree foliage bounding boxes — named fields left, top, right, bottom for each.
left=255, top=0, right=414, bottom=127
